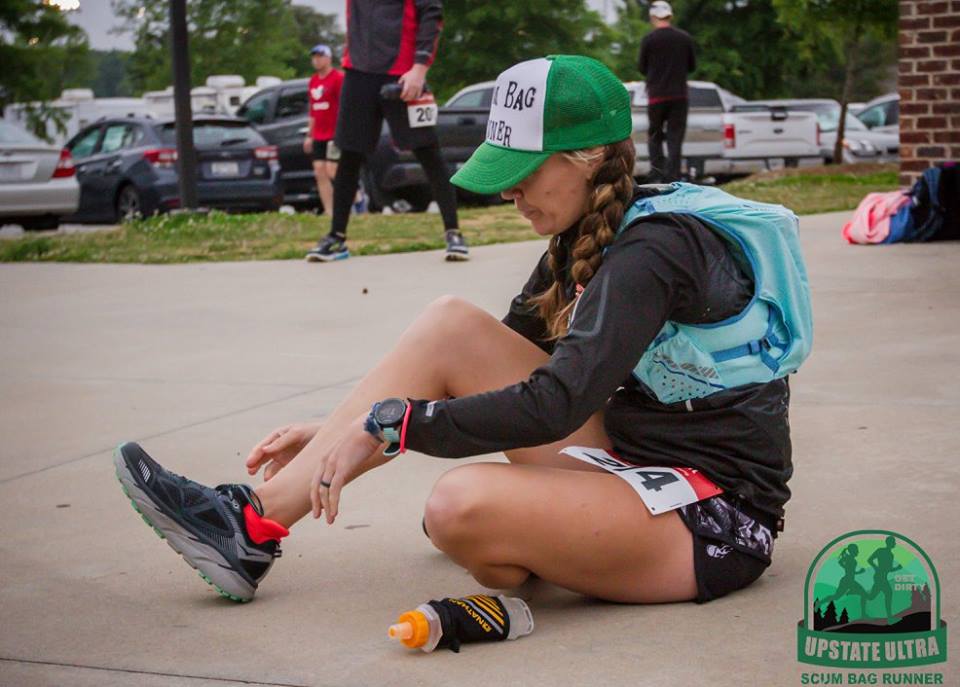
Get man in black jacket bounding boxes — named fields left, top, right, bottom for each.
left=305, top=0, right=469, bottom=263
left=638, top=1, right=696, bottom=182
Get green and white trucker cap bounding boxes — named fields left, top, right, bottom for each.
left=450, top=55, right=631, bottom=195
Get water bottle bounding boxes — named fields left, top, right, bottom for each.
left=388, top=594, right=534, bottom=653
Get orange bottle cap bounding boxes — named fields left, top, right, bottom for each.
left=391, top=610, right=430, bottom=648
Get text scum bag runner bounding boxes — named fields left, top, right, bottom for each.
left=113, top=56, right=812, bottom=624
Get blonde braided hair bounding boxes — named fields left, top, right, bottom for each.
left=529, top=138, right=636, bottom=339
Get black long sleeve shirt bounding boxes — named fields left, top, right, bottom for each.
left=405, top=201, right=793, bottom=518
left=638, top=26, right=697, bottom=100
left=342, top=0, right=443, bottom=75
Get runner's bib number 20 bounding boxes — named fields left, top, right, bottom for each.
left=561, top=447, right=723, bottom=515
left=407, top=94, right=438, bottom=128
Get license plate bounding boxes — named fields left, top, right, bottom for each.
left=0, top=164, right=25, bottom=182
left=210, top=161, right=240, bottom=177
left=407, top=95, right=438, bottom=129
left=561, top=446, right=723, bottom=515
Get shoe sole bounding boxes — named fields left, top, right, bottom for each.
left=305, top=252, right=349, bottom=262
left=112, top=446, right=255, bottom=602
left=445, top=251, right=469, bottom=262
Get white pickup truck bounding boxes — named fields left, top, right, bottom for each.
left=624, top=80, right=822, bottom=179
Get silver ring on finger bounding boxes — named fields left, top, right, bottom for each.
left=320, top=479, right=332, bottom=488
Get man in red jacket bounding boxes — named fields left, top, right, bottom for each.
left=303, top=44, right=344, bottom=216
left=305, top=0, right=469, bottom=262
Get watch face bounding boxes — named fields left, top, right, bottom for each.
left=376, top=398, right=406, bottom=425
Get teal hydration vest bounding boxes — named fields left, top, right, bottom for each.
left=618, top=183, right=813, bottom=404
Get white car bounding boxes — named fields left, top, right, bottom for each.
left=0, top=120, right=79, bottom=230
left=856, top=93, right=899, bottom=136
left=625, top=81, right=821, bottom=179
left=746, top=99, right=898, bottom=164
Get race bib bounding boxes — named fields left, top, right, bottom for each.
left=561, top=446, right=723, bottom=515
left=407, top=94, right=438, bottom=128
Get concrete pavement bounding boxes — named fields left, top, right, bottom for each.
left=1, top=212, right=957, bottom=686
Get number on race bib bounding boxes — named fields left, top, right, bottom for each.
left=407, top=96, right=438, bottom=129
left=634, top=470, right=680, bottom=492
left=560, top=446, right=723, bottom=515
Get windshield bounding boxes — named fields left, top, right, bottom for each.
left=159, top=122, right=264, bottom=147
left=0, top=120, right=41, bottom=145
left=785, top=104, right=867, bottom=132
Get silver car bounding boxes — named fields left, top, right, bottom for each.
left=856, top=93, right=899, bottom=136
left=746, top=99, right=899, bottom=164
left=0, top=120, right=80, bottom=230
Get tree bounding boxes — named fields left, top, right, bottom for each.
left=428, top=0, right=612, bottom=102
left=839, top=608, right=849, bottom=625
left=112, top=0, right=304, bottom=94
left=823, top=600, right=838, bottom=627
left=89, top=50, right=134, bottom=97
left=289, top=5, right=345, bottom=74
left=0, top=0, right=92, bottom=140
left=773, top=0, right=898, bottom=162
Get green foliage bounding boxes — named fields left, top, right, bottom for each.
left=89, top=50, right=134, bottom=97
left=605, top=0, right=896, bottom=101
left=112, top=0, right=307, bottom=93
left=0, top=0, right=91, bottom=140
left=428, top=0, right=613, bottom=102
left=772, top=0, right=898, bottom=160
left=289, top=5, right=345, bottom=74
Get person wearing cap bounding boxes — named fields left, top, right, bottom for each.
left=638, top=0, right=697, bottom=182
left=305, top=0, right=469, bottom=262
left=304, top=44, right=344, bottom=217
left=120, top=56, right=800, bottom=607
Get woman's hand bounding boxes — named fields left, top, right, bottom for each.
left=310, top=415, right=386, bottom=524
left=245, top=422, right=322, bottom=481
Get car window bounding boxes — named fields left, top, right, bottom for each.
left=446, top=88, right=492, bottom=109
left=159, top=122, right=264, bottom=147
left=689, top=87, right=722, bottom=109
left=857, top=104, right=886, bottom=129
left=275, top=87, right=308, bottom=120
left=238, top=91, right=273, bottom=125
left=100, top=124, right=131, bottom=154
left=68, top=127, right=102, bottom=159
left=0, top=120, right=40, bottom=144
left=884, top=100, right=899, bottom=126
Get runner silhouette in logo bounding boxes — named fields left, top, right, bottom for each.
left=818, top=543, right=868, bottom=620
left=865, top=535, right=903, bottom=623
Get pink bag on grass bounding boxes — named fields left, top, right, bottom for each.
left=842, top=191, right=910, bottom=244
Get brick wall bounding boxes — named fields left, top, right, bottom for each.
left=898, top=0, right=960, bottom=185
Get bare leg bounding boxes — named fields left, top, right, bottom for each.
left=255, top=296, right=696, bottom=602
left=424, top=463, right=697, bottom=603
left=313, top=159, right=334, bottom=215
left=256, top=296, right=610, bottom=526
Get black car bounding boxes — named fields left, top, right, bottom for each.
left=236, top=79, right=496, bottom=211
left=64, top=115, right=283, bottom=223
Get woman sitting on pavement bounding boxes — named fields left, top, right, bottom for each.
left=115, top=55, right=812, bottom=606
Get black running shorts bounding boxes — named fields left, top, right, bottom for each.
left=676, top=494, right=777, bottom=603
left=334, top=69, right=439, bottom=154
left=311, top=139, right=340, bottom=162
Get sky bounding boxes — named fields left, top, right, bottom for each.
left=68, top=0, right=617, bottom=51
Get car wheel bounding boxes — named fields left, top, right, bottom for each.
left=115, top=184, right=143, bottom=222
left=20, top=215, right=60, bottom=231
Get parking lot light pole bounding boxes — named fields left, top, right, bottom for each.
left=170, top=0, right=198, bottom=210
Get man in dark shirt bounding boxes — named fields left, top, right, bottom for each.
left=638, top=1, right=696, bottom=182
left=305, top=0, right=470, bottom=263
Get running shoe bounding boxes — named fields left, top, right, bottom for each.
left=113, top=442, right=285, bottom=602
left=305, top=233, right=350, bottom=262
left=444, top=230, right=470, bottom=261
